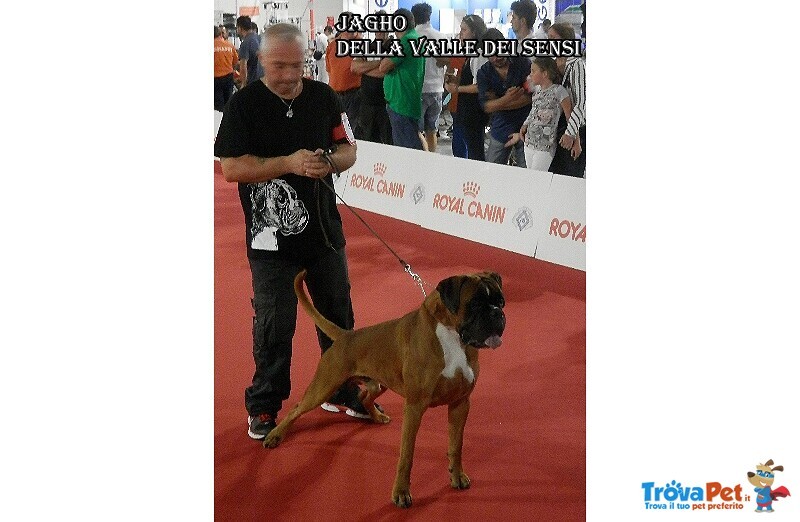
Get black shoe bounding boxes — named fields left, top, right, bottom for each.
left=247, top=413, right=277, bottom=440
left=321, top=385, right=381, bottom=420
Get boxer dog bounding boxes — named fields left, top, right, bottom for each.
left=263, top=270, right=506, bottom=508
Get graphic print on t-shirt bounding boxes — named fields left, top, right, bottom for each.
left=249, top=179, right=309, bottom=250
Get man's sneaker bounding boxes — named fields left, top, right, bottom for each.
left=247, top=413, right=277, bottom=440
left=321, top=386, right=382, bottom=420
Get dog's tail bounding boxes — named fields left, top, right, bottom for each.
left=294, top=270, right=346, bottom=342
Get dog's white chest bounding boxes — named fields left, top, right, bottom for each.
left=436, top=323, right=475, bottom=383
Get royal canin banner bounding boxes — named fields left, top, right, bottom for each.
left=533, top=174, right=586, bottom=271
left=213, top=116, right=585, bottom=271
left=338, top=141, right=561, bottom=262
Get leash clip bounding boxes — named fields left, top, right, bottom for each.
left=404, top=263, right=427, bottom=298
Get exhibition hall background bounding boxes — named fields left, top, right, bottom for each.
left=214, top=0, right=581, bottom=39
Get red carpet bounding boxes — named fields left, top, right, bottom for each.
left=214, top=162, right=586, bottom=521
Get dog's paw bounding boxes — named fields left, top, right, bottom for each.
left=372, top=411, right=391, bottom=424
left=262, top=432, right=283, bottom=449
left=450, top=471, right=471, bottom=490
left=392, top=488, right=413, bottom=508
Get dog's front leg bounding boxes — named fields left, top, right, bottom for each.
left=447, top=397, right=471, bottom=489
left=392, top=401, right=428, bottom=508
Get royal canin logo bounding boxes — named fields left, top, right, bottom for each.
left=550, top=218, right=586, bottom=242
left=462, top=181, right=480, bottom=198
left=349, top=166, right=405, bottom=199
left=432, top=181, right=506, bottom=224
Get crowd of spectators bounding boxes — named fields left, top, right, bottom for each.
left=215, top=1, right=586, bottom=177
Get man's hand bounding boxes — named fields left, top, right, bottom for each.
left=502, top=86, right=526, bottom=103
left=559, top=134, right=575, bottom=150
left=504, top=132, right=521, bottom=148
left=284, top=149, right=328, bottom=178
left=300, top=149, right=332, bottom=178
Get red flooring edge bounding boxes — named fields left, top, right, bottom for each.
left=214, top=165, right=586, bottom=521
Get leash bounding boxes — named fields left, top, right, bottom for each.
left=319, top=151, right=431, bottom=298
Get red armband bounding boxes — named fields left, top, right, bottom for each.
left=332, top=113, right=356, bottom=146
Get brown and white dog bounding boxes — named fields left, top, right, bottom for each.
left=263, top=270, right=506, bottom=508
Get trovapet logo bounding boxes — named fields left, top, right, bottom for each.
left=641, top=458, right=792, bottom=513
left=641, top=480, right=746, bottom=511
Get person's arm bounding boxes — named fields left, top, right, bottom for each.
left=238, top=58, right=248, bottom=86
left=483, top=86, right=531, bottom=113
left=378, top=57, right=396, bottom=74
left=220, top=151, right=317, bottom=183
left=351, top=58, right=381, bottom=75
left=317, top=142, right=357, bottom=174
left=564, top=60, right=586, bottom=138
left=447, top=82, right=478, bottom=95
left=559, top=91, right=577, bottom=149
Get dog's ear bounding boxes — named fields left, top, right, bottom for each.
left=747, top=472, right=755, bottom=478
left=772, top=465, right=784, bottom=472
left=483, top=272, right=502, bottom=290
left=437, top=276, right=465, bottom=315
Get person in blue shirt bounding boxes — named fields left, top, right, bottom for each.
left=476, top=28, right=532, bottom=167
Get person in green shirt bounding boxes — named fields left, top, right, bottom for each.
left=379, top=8, right=426, bottom=150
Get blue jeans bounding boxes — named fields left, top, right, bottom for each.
left=214, top=74, right=235, bottom=111
left=419, top=92, right=442, bottom=132
left=486, top=135, right=526, bottom=167
left=245, top=248, right=354, bottom=417
left=387, top=106, right=423, bottom=150
left=451, top=121, right=486, bottom=160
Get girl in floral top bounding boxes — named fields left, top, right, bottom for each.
left=505, top=57, right=572, bottom=172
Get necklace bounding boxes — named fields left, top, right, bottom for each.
left=276, top=82, right=301, bottom=118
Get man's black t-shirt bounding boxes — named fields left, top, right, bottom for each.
left=214, top=78, right=352, bottom=262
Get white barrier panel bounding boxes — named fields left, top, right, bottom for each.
left=416, top=156, right=550, bottom=258
left=335, top=141, right=424, bottom=224
left=533, top=174, right=586, bottom=271
left=212, top=110, right=585, bottom=271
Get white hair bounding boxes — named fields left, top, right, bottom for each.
left=259, top=23, right=306, bottom=54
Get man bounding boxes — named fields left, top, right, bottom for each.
left=532, top=18, right=552, bottom=40
left=379, top=8, right=425, bottom=150
left=236, top=16, right=264, bottom=87
left=509, top=0, right=536, bottom=42
left=411, top=3, right=449, bottom=152
left=214, top=23, right=369, bottom=440
left=477, top=28, right=531, bottom=167
left=214, top=26, right=239, bottom=111
left=350, top=22, right=393, bottom=144
left=315, top=26, right=333, bottom=84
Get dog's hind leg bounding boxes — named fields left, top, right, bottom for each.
left=357, top=379, right=390, bottom=424
left=263, top=352, right=351, bottom=448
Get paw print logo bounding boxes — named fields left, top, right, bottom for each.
left=373, top=162, right=387, bottom=176
left=462, top=181, right=480, bottom=198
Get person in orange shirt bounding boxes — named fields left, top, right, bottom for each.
left=214, top=25, right=239, bottom=111
left=325, top=13, right=362, bottom=137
